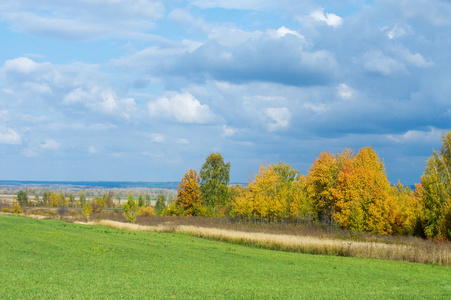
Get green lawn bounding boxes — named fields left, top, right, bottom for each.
left=0, top=215, right=450, bottom=299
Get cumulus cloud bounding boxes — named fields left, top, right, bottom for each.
left=63, top=87, right=136, bottom=119
left=265, top=107, right=291, bottom=131
left=40, top=139, right=60, bottom=150
left=0, top=127, right=21, bottom=145
left=147, top=92, right=215, bottom=124
left=310, top=10, right=343, bottom=27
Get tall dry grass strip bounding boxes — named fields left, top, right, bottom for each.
left=93, top=220, right=451, bottom=266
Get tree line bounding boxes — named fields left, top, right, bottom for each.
left=174, top=133, right=451, bottom=241
left=9, top=132, right=451, bottom=240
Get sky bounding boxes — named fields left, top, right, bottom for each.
left=0, top=0, right=450, bottom=184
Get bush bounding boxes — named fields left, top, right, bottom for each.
left=164, top=203, right=183, bottom=216
left=11, top=202, right=23, bottom=214
left=57, top=206, right=69, bottom=216
left=138, top=206, right=155, bottom=217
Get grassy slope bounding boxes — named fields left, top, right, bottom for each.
left=0, top=215, right=450, bottom=299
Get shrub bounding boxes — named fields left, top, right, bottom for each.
left=138, top=206, right=155, bottom=217
left=11, top=202, right=24, bottom=214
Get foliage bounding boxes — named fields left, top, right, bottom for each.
left=138, top=194, right=145, bottom=207
left=200, top=152, right=231, bottom=211
left=68, top=193, right=75, bottom=207
left=155, top=194, right=167, bottom=215
left=417, top=131, right=451, bottom=240
left=231, top=162, right=304, bottom=222
left=176, top=169, right=202, bottom=216
left=79, top=193, right=87, bottom=207
left=82, top=202, right=93, bottom=221
left=138, top=206, right=155, bottom=217
left=123, top=193, right=141, bottom=223
left=17, top=190, right=28, bottom=206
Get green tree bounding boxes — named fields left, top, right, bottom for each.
left=42, top=191, right=50, bottom=206
left=155, top=194, right=167, bottom=215
left=115, top=193, right=122, bottom=206
left=79, top=194, right=87, bottom=207
left=68, top=193, right=75, bottom=207
left=145, top=194, right=151, bottom=206
left=418, top=131, right=451, bottom=239
left=138, top=194, right=145, bottom=207
left=34, top=193, right=40, bottom=206
left=17, top=190, right=28, bottom=206
left=200, top=152, right=231, bottom=211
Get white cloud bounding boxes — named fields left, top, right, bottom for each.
left=310, top=10, right=343, bottom=27
left=64, top=87, right=136, bottom=119
left=303, top=102, right=327, bottom=113
left=0, top=127, right=21, bottom=145
left=265, top=107, right=291, bottom=131
left=386, top=25, right=407, bottom=39
left=222, top=125, right=238, bottom=137
left=387, top=127, right=443, bottom=143
left=40, top=139, right=60, bottom=150
left=267, top=26, right=304, bottom=39
left=363, top=51, right=406, bottom=75
left=149, top=133, right=165, bottom=143
left=177, top=138, right=189, bottom=144
left=89, top=146, right=98, bottom=154
left=3, top=57, right=39, bottom=74
left=147, top=92, right=215, bottom=124
left=337, top=83, right=354, bottom=99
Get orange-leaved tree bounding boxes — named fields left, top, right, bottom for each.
left=176, top=169, right=202, bottom=216
left=305, top=149, right=354, bottom=223
left=332, top=147, right=395, bottom=234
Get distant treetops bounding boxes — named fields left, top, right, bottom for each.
left=175, top=132, right=451, bottom=240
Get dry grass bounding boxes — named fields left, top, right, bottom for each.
left=5, top=209, right=451, bottom=266
left=88, top=219, right=451, bottom=266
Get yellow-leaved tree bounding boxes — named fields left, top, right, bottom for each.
left=176, top=169, right=202, bottom=216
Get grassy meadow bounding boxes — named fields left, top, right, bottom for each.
left=1, top=215, right=450, bottom=299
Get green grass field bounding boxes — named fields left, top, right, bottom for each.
left=0, top=215, right=450, bottom=299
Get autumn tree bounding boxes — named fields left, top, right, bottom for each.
left=82, top=202, right=93, bottom=221
left=230, top=162, right=300, bottom=222
left=123, top=193, right=141, bottom=223
left=332, top=147, right=396, bottom=234
left=417, top=131, right=451, bottom=239
left=305, top=149, right=354, bottom=223
left=176, top=169, right=202, bottom=216
left=200, top=152, right=231, bottom=211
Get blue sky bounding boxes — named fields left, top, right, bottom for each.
left=0, top=0, right=450, bottom=184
